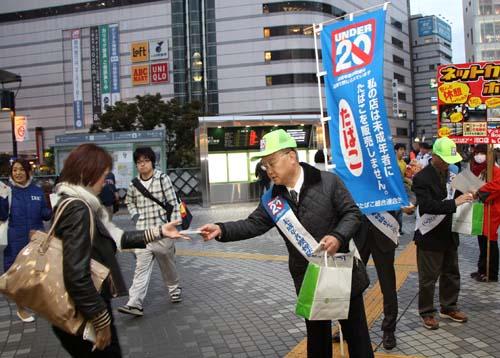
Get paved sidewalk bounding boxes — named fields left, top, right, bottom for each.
left=0, top=203, right=498, bottom=357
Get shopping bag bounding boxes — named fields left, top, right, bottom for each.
left=295, top=252, right=353, bottom=321
left=452, top=202, right=484, bottom=236
left=0, top=198, right=110, bottom=335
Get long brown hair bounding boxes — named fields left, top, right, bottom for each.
left=59, top=144, right=112, bottom=186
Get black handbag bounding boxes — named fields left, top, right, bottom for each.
left=351, top=256, right=370, bottom=298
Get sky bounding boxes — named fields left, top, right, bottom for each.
left=410, top=0, right=466, bottom=63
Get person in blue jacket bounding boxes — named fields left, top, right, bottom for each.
left=0, top=159, right=52, bottom=322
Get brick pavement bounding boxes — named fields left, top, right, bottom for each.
left=0, top=203, right=498, bottom=357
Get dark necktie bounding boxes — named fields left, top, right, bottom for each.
left=289, top=190, right=298, bottom=205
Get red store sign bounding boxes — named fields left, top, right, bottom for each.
left=151, top=62, right=169, bottom=83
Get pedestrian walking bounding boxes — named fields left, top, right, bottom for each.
left=98, top=171, right=118, bottom=220
left=50, top=143, right=187, bottom=357
left=118, top=147, right=182, bottom=317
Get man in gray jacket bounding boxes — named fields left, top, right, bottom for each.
left=200, top=130, right=373, bottom=357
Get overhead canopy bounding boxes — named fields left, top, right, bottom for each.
left=0, top=69, right=21, bottom=84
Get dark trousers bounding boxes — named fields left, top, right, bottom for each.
left=417, top=247, right=460, bottom=317
left=359, top=232, right=398, bottom=333
left=293, top=277, right=374, bottom=358
left=477, top=235, right=499, bottom=279
left=52, top=304, right=122, bottom=358
left=395, top=210, right=403, bottom=234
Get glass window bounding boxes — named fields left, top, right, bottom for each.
left=0, top=0, right=164, bottom=23
left=263, top=49, right=319, bottom=62
left=263, top=25, right=314, bottom=38
left=393, top=55, right=405, bottom=66
left=262, top=2, right=346, bottom=17
left=396, top=128, right=408, bottom=136
left=480, top=22, right=494, bottom=42
left=227, top=153, right=249, bottom=182
left=391, top=17, right=403, bottom=30
left=265, top=73, right=320, bottom=86
left=391, top=37, right=404, bottom=49
left=208, top=153, right=228, bottom=183
left=398, top=92, right=407, bottom=101
left=394, top=73, right=405, bottom=83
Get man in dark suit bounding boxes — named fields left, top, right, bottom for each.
left=412, top=137, right=473, bottom=330
left=355, top=209, right=409, bottom=350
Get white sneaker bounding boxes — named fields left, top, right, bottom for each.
left=16, top=310, right=35, bottom=323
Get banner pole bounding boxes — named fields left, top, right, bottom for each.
left=313, top=23, right=330, bottom=167
left=486, top=144, right=494, bottom=282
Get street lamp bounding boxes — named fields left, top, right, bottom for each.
left=0, top=89, right=17, bottom=158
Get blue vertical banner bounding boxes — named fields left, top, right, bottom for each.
left=320, top=9, right=408, bottom=213
left=109, top=23, right=121, bottom=106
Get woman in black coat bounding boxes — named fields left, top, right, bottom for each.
left=52, top=143, right=187, bottom=357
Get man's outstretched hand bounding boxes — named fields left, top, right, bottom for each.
left=199, top=224, right=222, bottom=241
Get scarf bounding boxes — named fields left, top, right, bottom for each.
left=9, top=177, right=32, bottom=189
left=55, top=182, right=125, bottom=249
left=471, top=160, right=487, bottom=178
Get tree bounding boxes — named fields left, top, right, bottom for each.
left=91, top=94, right=201, bottom=167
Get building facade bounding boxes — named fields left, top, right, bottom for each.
left=463, top=0, right=500, bottom=63
left=410, top=14, right=453, bottom=141
left=0, top=0, right=414, bottom=156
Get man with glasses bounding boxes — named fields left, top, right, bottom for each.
left=118, top=147, right=182, bottom=317
left=200, top=130, right=373, bottom=357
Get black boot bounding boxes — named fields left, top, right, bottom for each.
left=383, top=331, right=396, bottom=350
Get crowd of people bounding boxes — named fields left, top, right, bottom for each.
left=0, top=132, right=498, bottom=357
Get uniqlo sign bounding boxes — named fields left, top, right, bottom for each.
left=151, top=63, right=168, bottom=83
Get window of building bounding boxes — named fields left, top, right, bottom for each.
left=398, top=110, right=408, bottom=119
left=480, top=22, right=494, bottom=42
left=263, top=1, right=346, bottom=17
left=396, top=128, right=408, bottom=136
left=398, top=91, right=407, bottom=101
left=264, top=49, right=320, bottom=62
left=393, top=73, right=405, bottom=83
left=479, top=1, right=493, bottom=15
left=265, top=73, right=321, bottom=86
left=429, top=64, right=435, bottom=70
left=263, top=25, right=314, bottom=38
left=390, top=17, right=403, bottom=30
left=391, top=36, right=404, bottom=49
left=393, top=55, right=405, bottom=66
left=0, top=0, right=164, bottom=23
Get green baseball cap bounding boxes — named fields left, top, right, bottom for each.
left=251, top=129, right=297, bottom=160
left=432, top=137, right=462, bottom=164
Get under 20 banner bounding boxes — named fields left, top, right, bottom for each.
left=321, top=8, right=408, bottom=213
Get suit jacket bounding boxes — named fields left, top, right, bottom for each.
left=354, top=215, right=398, bottom=254
left=412, top=164, right=458, bottom=251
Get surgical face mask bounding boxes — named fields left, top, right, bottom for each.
left=474, top=153, right=486, bottom=164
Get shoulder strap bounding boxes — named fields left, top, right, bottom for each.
left=41, top=198, right=95, bottom=254
left=159, top=174, right=174, bottom=222
left=132, top=177, right=173, bottom=214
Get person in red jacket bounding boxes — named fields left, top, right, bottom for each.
left=472, top=144, right=500, bottom=282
